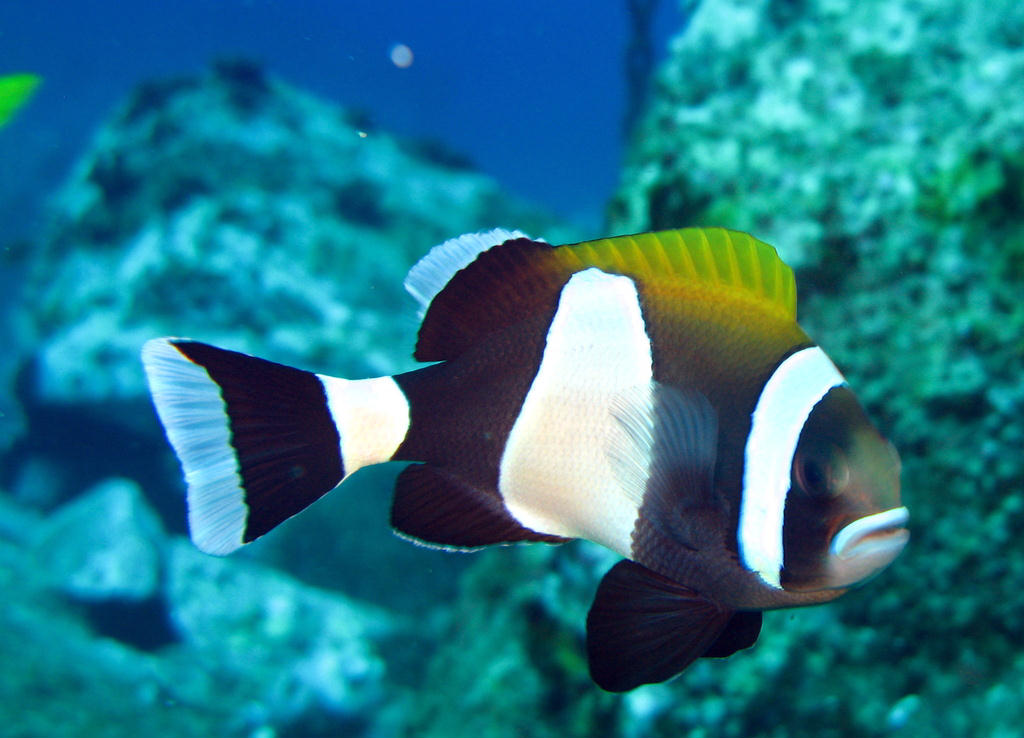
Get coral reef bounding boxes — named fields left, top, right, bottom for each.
left=611, top=0, right=1024, bottom=275
left=17, top=61, right=569, bottom=409
left=387, top=1, right=1024, bottom=735
left=0, top=487, right=398, bottom=738
left=595, top=0, right=1024, bottom=735
left=1, top=63, right=575, bottom=735
left=6, top=0, right=1024, bottom=732
left=4, top=62, right=571, bottom=509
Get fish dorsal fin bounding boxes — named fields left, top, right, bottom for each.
left=411, top=227, right=796, bottom=362
left=411, top=235, right=569, bottom=361
left=561, top=228, right=796, bottom=321
left=404, top=228, right=533, bottom=313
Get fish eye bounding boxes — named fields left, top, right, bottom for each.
left=793, top=446, right=850, bottom=499
left=800, top=458, right=827, bottom=496
left=794, top=451, right=831, bottom=498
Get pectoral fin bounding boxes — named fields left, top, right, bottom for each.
left=586, top=559, right=734, bottom=692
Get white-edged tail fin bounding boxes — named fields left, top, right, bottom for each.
left=142, top=339, right=247, bottom=554
left=141, top=338, right=411, bottom=554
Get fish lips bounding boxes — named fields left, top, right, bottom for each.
left=826, top=506, right=909, bottom=588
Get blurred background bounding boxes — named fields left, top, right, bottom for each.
left=1, top=1, right=1022, bottom=737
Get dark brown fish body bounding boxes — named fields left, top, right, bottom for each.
left=143, top=228, right=907, bottom=691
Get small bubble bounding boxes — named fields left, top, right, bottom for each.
left=389, top=43, right=414, bottom=69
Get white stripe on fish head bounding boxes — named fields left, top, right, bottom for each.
left=740, top=346, right=846, bottom=588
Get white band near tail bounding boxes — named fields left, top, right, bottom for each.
left=740, top=346, right=845, bottom=589
left=317, top=375, right=411, bottom=475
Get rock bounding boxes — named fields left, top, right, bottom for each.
left=604, top=1, right=1024, bottom=736
left=6, top=454, right=66, bottom=513
left=397, top=542, right=619, bottom=738
left=14, top=61, right=573, bottom=411
left=34, top=477, right=163, bottom=602
left=0, top=529, right=236, bottom=738
left=4, top=60, right=577, bottom=516
left=1, top=474, right=405, bottom=735
left=165, top=538, right=395, bottom=728
left=610, top=0, right=1024, bottom=277
left=0, top=490, right=42, bottom=546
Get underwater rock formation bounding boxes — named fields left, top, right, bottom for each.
left=0, top=480, right=398, bottom=737
left=165, top=538, right=395, bottom=728
left=15, top=60, right=569, bottom=410
left=2, top=62, right=576, bottom=736
left=34, top=477, right=163, bottom=603
left=5, top=60, right=570, bottom=511
left=593, top=0, right=1024, bottom=736
left=611, top=0, right=1024, bottom=274
left=380, top=1, right=1024, bottom=736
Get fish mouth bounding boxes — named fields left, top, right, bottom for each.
left=826, top=507, right=909, bottom=588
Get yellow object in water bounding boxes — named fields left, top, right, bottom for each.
left=0, top=73, right=41, bottom=128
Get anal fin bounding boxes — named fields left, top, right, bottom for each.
left=391, top=464, right=569, bottom=549
left=586, top=559, right=735, bottom=692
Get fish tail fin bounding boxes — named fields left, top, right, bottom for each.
left=141, top=338, right=410, bottom=555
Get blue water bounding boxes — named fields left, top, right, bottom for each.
left=0, top=0, right=680, bottom=243
left=3, top=1, right=1019, bottom=735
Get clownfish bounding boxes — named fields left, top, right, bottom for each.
left=141, top=227, right=908, bottom=691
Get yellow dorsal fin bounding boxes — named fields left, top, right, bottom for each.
left=413, top=228, right=797, bottom=362
left=554, top=228, right=796, bottom=320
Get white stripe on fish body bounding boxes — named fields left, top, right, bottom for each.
left=499, top=268, right=653, bottom=558
left=740, top=346, right=846, bottom=589
left=317, top=374, right=411, bottom=474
